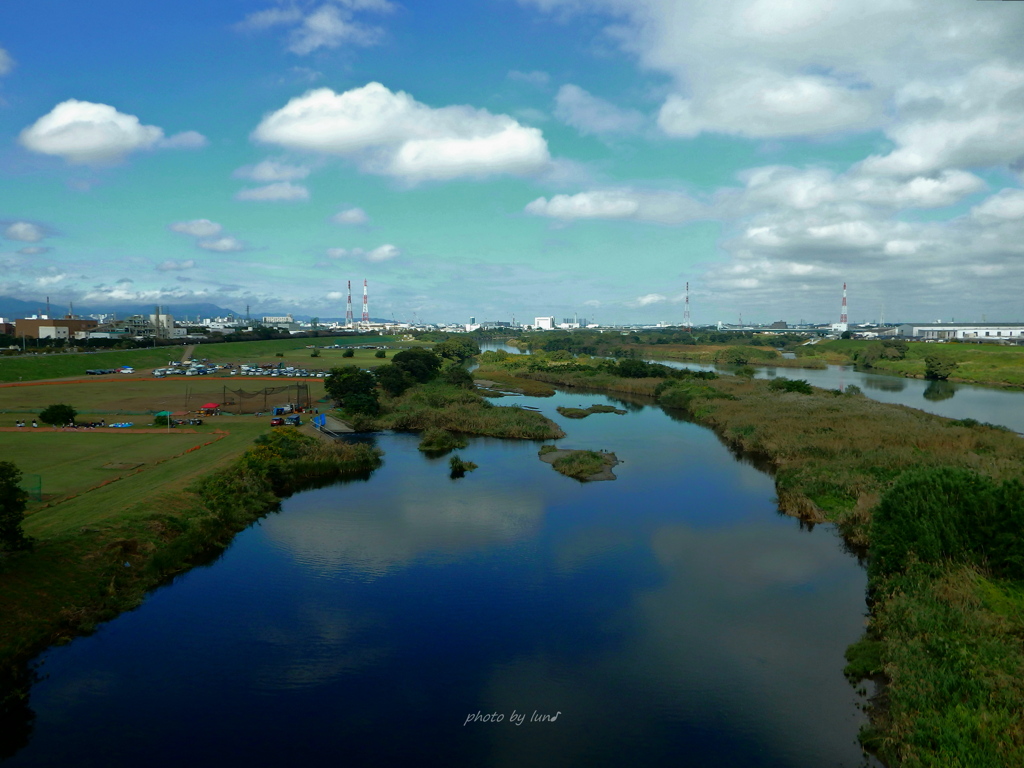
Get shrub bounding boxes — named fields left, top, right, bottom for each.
left=440, top=363, right=474, bottom=389
left=869, top=467, right=1024, bottom=581
left=449, top=454, right=477, bottom=477
left=419, top=428, right=468, bottom=453
left=374, top=349, right=386, bottom=359
left=0, top=461, right=33, bottom=555
left=342, top=348, right=355, bottom=358
left=374, top=364, right=415, bottom=397
left=925, top=354, right=958, bottom=380
left=766, top=378, right=813, bottom=394
left=39, top=403, right=77, bottom=426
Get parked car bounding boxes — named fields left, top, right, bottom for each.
left=270, top=417, right=285, bottom=426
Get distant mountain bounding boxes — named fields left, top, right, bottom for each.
left=0, top=296, right=241, bottom=320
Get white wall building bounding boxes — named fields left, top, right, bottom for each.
left=896, top=323, right=1024, bottom=341
left=534, top=316, right=555, bottom=330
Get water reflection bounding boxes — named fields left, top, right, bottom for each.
left=923, top=379, right=956, bottom=401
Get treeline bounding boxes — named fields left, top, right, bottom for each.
left=516, top=329, right=810, bottom=357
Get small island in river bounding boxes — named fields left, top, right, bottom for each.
left=539, top=445, right=620, bottom=481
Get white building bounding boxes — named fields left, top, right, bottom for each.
left=896, top=323, right=1024, bottom=341
left=534, top=316, right=555, bottom=330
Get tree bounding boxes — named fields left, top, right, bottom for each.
left=374, top=349, right=386, bottom=358
left=374, top=364, right=415, bottom=397
left=840, top=330, right=852, bottom=340
left=0, top=461, right=33, bottom=555
left=342, top=348, right=355, bottom=358
left=392, top=347, right=443, bottom=383
left=434, top=337, right=480, bottom=362
left=325, top=366, right=376, bottom=408
left=441, top=362, right=475, bottom=389
left=924, top=354, right=958, bottom=380
left=39, top=403, right=76, bottom=426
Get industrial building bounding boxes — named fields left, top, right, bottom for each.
left=895, top=323, right=1024, bottom=341
left=14, top=316, right=98, bottom=340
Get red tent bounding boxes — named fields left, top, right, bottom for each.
left=202, top=402, right=220, bottom=409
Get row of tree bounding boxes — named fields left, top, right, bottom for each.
left=324, top=341, right=480, bottom=415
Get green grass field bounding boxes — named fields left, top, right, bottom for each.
left=0, top=335, right=417, bottom=383
left=0, top=378, right=330, bottom=416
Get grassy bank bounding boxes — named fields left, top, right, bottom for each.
left=511, top=360, right=1024, bottom=765
left=0, top=427, right=380, bottom=704
left=796, top=340, right=1024, bottom=387
left=362, top=381, right=564, bottom=440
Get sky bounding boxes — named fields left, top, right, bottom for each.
left=1, top=0, right=1023, bottom=326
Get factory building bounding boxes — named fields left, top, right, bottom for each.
left=896, top=323, right=1024, bottom=341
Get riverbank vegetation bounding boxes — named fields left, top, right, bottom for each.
left=325, top=347, right=564, bottom=441
left=538, top=446, right=619, bottom=481
left=795, top=339, right=1024, bottom=387
left=491, top=352, right=1024, bottom=765
left=556, top=404, right=626, bottom=419
left=0, top=426, right=380, bottom=680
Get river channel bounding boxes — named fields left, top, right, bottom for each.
left=3, top=378, right=883, bottom=767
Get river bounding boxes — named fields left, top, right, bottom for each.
left=2, top=381, right=881, bottom=767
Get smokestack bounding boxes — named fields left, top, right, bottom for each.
left=362, top=279, right=369, bottom=324
left=346, top=280, right=354, bottom=327
left=841, top=283, right=848, bottom=326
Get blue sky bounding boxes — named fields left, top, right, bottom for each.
left=2, top=0, right=1023, bottom=324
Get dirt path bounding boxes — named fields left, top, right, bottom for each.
left=180, top=344, right=195, bottom=362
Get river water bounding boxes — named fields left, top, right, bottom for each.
left=3, top=382, right=880, bottom=768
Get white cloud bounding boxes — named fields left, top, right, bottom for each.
left=971, top=189, right=1024, bottom=222
left=159, top=131, right=208, bottom=149
left=18, top=246, right=51, bottom=255
left=234, top=159, right=311, bottom=182
left=525, top=189, right=705, bottom=224
left=326, top=290, right=344, bottom=301
left=36, top=273, right=68, bottom=287
left=239, top=1, right=394, bottom=55
left=633, top=293, right=667, bottom=307
left=0, top=47, right=13, bottom=76
left=325, top=243, right=400, bottom=262
left=235, top=181, right=310, bottom=201
left=509, top=70, right=551, bottom=86
left=170, top=219, right=223, bottom=238
left=555, top=84, right=646, bottom=136
left=156, top=259, right=196, bottom=272
left=253, top=83, right=551, bottom=182
left=19, top=100, right=206, bottom=165
left=332, top=207, right=369, bottom=225
left=524, top=0, right=1024, bottom=148
left=198, top=237, right=246, bottom=252
left=4, top=222, right=45, bottom=242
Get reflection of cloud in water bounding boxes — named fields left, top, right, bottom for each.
left=474, top=520, right=874, bottom=767
left=625, top=522, right=873, bottom=765
left=250, top=600, right=385, bottom=692
left=262, top=485, right=545, bottom=579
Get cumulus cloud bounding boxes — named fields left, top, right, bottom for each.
left=156, top=259, right=196, bottom=272
left=234, top=159, right=311, bottom=182
left=4, top=221, right=45, bottom=242
left=971, top=189, right=1024, bottom=222
left=239, top=0, right=394, bottom=55
left=0, top=47, right=13, bottom=76
left=234, top=181, right=310, bottom=201
left=325, top=244, right=400, bottom=262
left=525, top=189, right=706, bottom=224
left=524, top=0, right=1024, bottom=149
left=198, top=236, right=246, bottom=252
left=632, top=293, right=667, bottom=307
left=170, top=219, right=223, bottom=238
left=19, top=100, right=206, bottom=165
left=332, top=207, right=369, bottom=224
left=555, top=84, right=646, bottom=136
left=252, top=83, right=551, bottom=182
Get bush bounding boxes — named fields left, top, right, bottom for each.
left=441, top=363, right=474, bottom=389
left=39, top=403, right=77, bottom=426
left=869, top=467, right=1024, bottom=581
left=342, top=348, right=355, bottom=358
left=392, top=347, right=443, bottom=383
left=449, top=454, right=477, bottom=477
left=766, top=378, right=813, bottom=394
left=374, top=364, right=415, bottom=397
left=0, top=461, right=33, bottom=555
left=374, top=349, right=386, bottom=359
left=925, top=354, right=958, bottom=380
left=419, top=428, right=468, bottom=453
